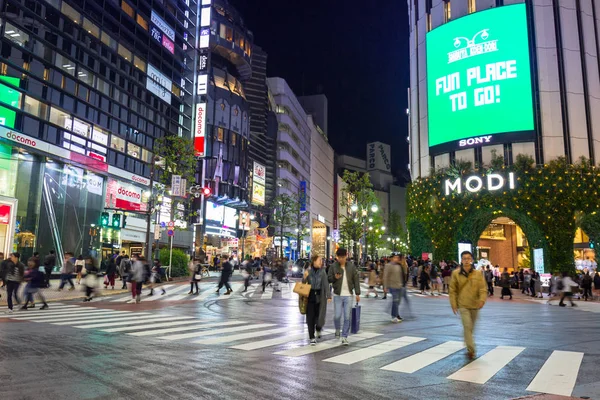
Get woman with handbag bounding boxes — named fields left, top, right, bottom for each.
left=189, top=259, right=202, bottom=295
left=302, top=254, right=331, bottom=346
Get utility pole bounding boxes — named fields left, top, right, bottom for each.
left=144, top=159, right=156, bottom=259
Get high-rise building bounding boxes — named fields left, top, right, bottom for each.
left=0, top=0, right=196, bottom=262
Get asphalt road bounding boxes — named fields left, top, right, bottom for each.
left=0, top=282, right=597, bottom=400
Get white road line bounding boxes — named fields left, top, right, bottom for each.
left=51, top=313, right=153, bottom=325
left=198, top=326, right=298, bottom=345
left=526, top=350, right=584, bottom=396
left=195, top=287, right=219, bottom=302
left=274, top=332, right=383, bottom=357
left=25, top=311, right=139, bottom=323
left=137, top=285, right=176, bottom=302
left=129, top=321, right=248, bottom=337
left=9, top=305, right=81, bottom=316
left=158, top=323, right=275, bottom=341
left=447, top=346, right=525, bottom=384
left=381, top=341, right=465, bottom=373
left=102, top=319, right=207, bottom=333
left=230, top=330, right=334, bottom=351
left=10, top=308, right=107, bottom=319
left=260, top=288, right=273, bottom=300
left=71, top=316, right=187, bottom=329
left=323, top=336, right=426, bottom=365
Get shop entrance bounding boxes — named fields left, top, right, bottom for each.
left=476, top=217, right=528, bottom=272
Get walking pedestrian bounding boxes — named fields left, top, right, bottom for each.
left=581, top=271, right=593, bottom=301
left=75, top=255, right=85, bottom=285
left=261, top=263, right=272, bottom=292
left=420, top=265, right=431, bottom=295
left=559, top=272, right=577, bottom=307
left=366, top=264, right=379, bottom=298
left=4, top=252, right=24, bottom=314
left=328, top=248, right=361, bottom=346
left=104, top=257, right=117, bottom=289
left=188, top=259, right=201, bottom=295
left=119, top=254, right=131, bottom=289
left=449, top=251, right=487, bottom=360
left=148, top=259, right=166, bottom=296
left=533, top=272, right=543, bottom=298
left=594, top=271, right=600, bottom=298
left=130, top=255, right=146, bottom=303
left=500, top=267, right=513, bottom=300
left=484, top=266, right=494, bottom=296
left=442, top=266, right=451, bottom=293
left=303, top=254, right=331, bottom=345
left=430, top=265, right=441, bottom=295
left=216, top=255, right=233, bottom=295
left=83, top=257, right=98, bottom=302
left=384, top=253, right=406, bottom=323
left=58, top=252, right=76, bottom=291
left=20, top=263, right=48, bottom=310
left=43, top=250, right=56, bottom=288
left=242, top=260, right=253, bottom=292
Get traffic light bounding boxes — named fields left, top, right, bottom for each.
left=122, top=215, right=127, bottom=228
left=591, top=241, right=595, bottom=249
left=100, top=212, right=109, bottom=227
left=112, top=213, right=121, bottom=228
left=202, top=187, right=212, bottom=196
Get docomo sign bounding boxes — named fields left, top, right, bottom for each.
left=115, top=183, right=143, bottom=211
left=444, top=172, right=516, bottom=195
left=6, top=131, right=37, bottom=147
left=194, top=103, right=206, bottom=157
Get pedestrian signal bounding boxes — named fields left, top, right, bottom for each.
left=112, top=213, right=121, bottom=228
left=100, top=212, right=110, bottom=227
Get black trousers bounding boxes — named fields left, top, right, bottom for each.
left=559, top=292, right=574, bottom=306
left=45, top=268, right=53, bottom=287
left=487, top=282, right=494, bottom=295
left=582, top=287, right=592, bottom=300
left=6, top=281, right=20, bottom=310
left=306, top=300, right=322, bottom=340
left=420, top=281, right=430, bottom=292
left=190, top=281, right=199, bottom=293
left=218, top=279, right=232, bottom=291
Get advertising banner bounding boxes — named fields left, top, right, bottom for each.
left=197, top=74, right=208, bottom=95
left=299, top=181, right=307, bottom=211
left=366, top=142, right=391, bottom=172
left=251, top=183, right=265, bottom=206
left=194, top=103, right=206, bottom=157
left=151, top=10, right=175, bottom=41
left=426, top=4, right=534, bottom=152
left=146, top=64, right=172, bottom=104
left=253, top=162, right=266, bottom=185
left=200, top=28, right=210, bottom=49
left=533, top=248, right=544, bottom=274
left=171, top=175, right=182, bottom=197
left=106, top=178, right=144, bottom=211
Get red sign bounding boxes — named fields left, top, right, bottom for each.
left=70, top=152, right=108, bottom=172
left=162, top=36, right=175, bottom=54
left=194, top=103, right=206, bottom=157
left=105, top=178, right=146, bottom=212
left=0, top=204, right=11, bottom=224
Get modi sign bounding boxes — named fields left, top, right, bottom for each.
left=444, top=172, right=516, bottom=195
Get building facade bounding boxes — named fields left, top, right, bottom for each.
left=407, top=0, right=600, bottom=270
left=0, top=0, right=197, bottom=264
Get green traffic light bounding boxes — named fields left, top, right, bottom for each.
left=100, top=212, right=110, bottom=227
left=112, top=213, right=121, bottom=229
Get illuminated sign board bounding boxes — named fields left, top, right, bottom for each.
left=146, top=64, right=172, bottom=104
left=443, top=172, right=516, bottom=195
left=194, top=103, right=206, bottom=157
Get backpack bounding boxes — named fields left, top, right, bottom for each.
left=123, top=260, right=132, bottom=274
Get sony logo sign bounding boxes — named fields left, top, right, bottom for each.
left=459, top=135, right=493, bottom=147
left=444, top=172, right=516, bottom=196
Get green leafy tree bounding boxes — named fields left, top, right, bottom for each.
left=159, top=247, right=189, bottom=278
left=273, top=193, right=309, bottom=258
left=339, top=215, right=362, bottom=254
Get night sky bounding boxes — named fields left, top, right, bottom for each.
left=232, top=0, right=410, bottom=182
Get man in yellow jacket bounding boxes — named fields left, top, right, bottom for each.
left=449, top=251, right=487, bottom=360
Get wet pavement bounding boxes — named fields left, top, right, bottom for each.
left=0, top=281, right=598, bottom=400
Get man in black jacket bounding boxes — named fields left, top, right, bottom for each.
left=43, top=250, right=56, bottom=288
left=216, top=256, right=233, bottom=295
left=328, top=248, right=361, bottom=345
left=4, top=252, right=25, bottom=314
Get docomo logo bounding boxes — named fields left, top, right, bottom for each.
left=131, top=175, right=149, bottom=185
left=6, top=132, right=37, bottom=147
left=444, top=172, right=516, bottom=195
left=459, top=135, right=492, bottom=147
left=117, top=187, right=141, bottom=200
left=195, top=104, right=205, bottom=136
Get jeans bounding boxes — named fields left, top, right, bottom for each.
left=487, top=282, right=494, bottom=296
left=6, top=281, right=20, bottom=310
left=25, top=287, right=46, bottom=306
left=390, top=288, right=401, bottom=318
left=333, top=296, right=352, bottom=338
left=58, top=274, right=74, bottom=290
left=459, top=308, right=479, bottom=354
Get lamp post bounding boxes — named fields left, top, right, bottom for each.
left=350, top=203, right=379, bottom=265
left=326, top=235, right=331, bottom=260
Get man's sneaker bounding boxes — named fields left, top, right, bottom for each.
left=309, top=339, right=317, bottom=346
left=392, top=317, right=399, bottom=323
left=397, top=316, right=404, bottom=322
left=68, top=287, right=75, bottom=291
left=335, top=330, right=340, bottom=339
left=40, top=304, right=48, bottom=310
left=316, top=331, right=322, bottom=339
left=5, top=309, right=13, bottom=314
left=341, top=338, right=349, bottom=346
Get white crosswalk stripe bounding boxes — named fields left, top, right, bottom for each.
left=27, top=311, right=139, bottom=323
left=526, top=350, right=584, bottom=396
left=71, top=316, right=188, bottom=329
left=274, top=332, right=383, bottom=357
left=10, top=308, right=110, bottom=319
left=323, top=336, right=426, bottom=365
left=128, top=321, right=247, bottom=337
left=381, top=341, right=465, bottom=373
left=102, top=319, right=211, bottom=333
left=140, top=285, right=176, bottom=301
left=198, top=326, right=298, bottom=345
left=447, top=346, right=525, bottom=384
left=158, top=323, right=275, bottom=341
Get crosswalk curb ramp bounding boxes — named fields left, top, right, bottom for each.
left=4, top=304, right=586, bottom=397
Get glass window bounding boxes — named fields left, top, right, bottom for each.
left=100, top=31, right=117, bottom=50
left=142, top=148, right=152, bottom=163
left=231, top=133, right=236, bottom=146
left=121, top=1, right=134, bottom=18
left=95, top=77, right=110, bottom=95
left=219, top=24, right=227, bottom=39
left=83, top=18, right=100, bottom=38
left=49, top=107, right=71, bottom=129
left=4, top=22, right=29, bottom=47
left=72, top=118, right=90, bottom=137
left=55, top=53, right=75, bottom=75
left=133, top=56, right=146, bottom=72
left=77, top=67, right=95, bottom=86
left=118, top=44, right=132, bottom=61
left=110, top=134, right=125, bottom=152
left=468, top=0, right=476, bottom=13
left=23, top=96, right=47, bottom=119
left=226, top=27, right=233, bottom=41
left=444, top=1, right=451, bottom=22
left=136, top=14, right=148, bottom=30
left=61, top=2, right=81, bottom=24
left=127, top=142, right=140, bottom=158
left=91, top=126, right=109, bottom=146
left=217, top=127, right=224, bottom=141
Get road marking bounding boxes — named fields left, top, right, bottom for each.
left=128, top=321, right=247, bottom=337
left=230, top=330, right=334, bottom=351
left=10, top=308, right=108, bottom=319
left=195, top=287, right=219, bottom=302
left=217, top=284, right=244, bottom=300
left=198, top=326, right=298, bottom=345
left=71, top=316, right=187, bottom=329
left=447, top=346, right=525, bottom=384
left=323, top=336, right=426, bottom=365
left=381, top=341, right=465, bottom=373
left=274, top=332, right=383, bottom=357
left=139, top=285, right=176, bottom=301
left=102, top=319, right=209, bottom=333
left=158, top=323, right=275, bottom=341
left=526, top=350, right=584, bottom=396
left=26, top=311, right=139, bottom=323
left=8, top=305, right=82, bottom=316
left=260, top=288, right=273, bottom=300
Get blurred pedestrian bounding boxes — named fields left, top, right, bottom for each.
left=43, top=250, right=56, bottom=288
left=83, top=257, right=98, bottom=302
left=75, top=255, right=85, bottom=285
left=500, top=267, right=513, bottom=300
left=581, top=271, right=593, bottom=301
left=104, top=257, right=117, bottom=290
left=189, top=259, right=201, bottom=295
left=20, top=263, right=48, bottom=310
left=130, top=255, right=146, bottom=303
left=58, top=252, right=76, bottom=291
left=420, top=265, right=431, bottom=295
left=366, top=264, right=379, bottom=298
left=328, top=248, right=361, bottom=346
left=384, top=253, right=405, bottom=323
left=303, top=254, right=331, bottom=345
left=484, top=266, right=494, bottom=296
left=449, top=251, right=487, bottom=360
left=242, top=259, right=253, bottom=292
left=216, top=255, right=233, bottom=295
left=4, top=252, right=24, bottom=314
left=148, top=259, right=167, bottom=296
left=559, top=272, right=577, bottom=307
left=442, top=266, right=451, bottom=293
left=119, top=254, right=131, bottom=289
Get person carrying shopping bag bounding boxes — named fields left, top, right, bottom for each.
left=302, top=254, right=331, bottom=345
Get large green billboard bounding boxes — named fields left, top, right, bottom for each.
left=426, top=4, right=534, bottom=152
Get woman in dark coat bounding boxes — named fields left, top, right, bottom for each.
left=302, top=254, right=331, bottom=346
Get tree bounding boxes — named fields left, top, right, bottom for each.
left=339, top=216, right=362, bottom=254
left=387, top=210, right=409, bottom=253
left=273, top=193, right=309, bottom=258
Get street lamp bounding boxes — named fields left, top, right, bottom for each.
left=351, top=204, right=358, bottom=212
left=371, top=204, right=378, bottom=213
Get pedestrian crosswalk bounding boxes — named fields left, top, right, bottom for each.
left=4, top=304, right=586, bottom=397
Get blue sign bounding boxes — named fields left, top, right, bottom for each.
left=299, top=181, right=307, bottom=211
